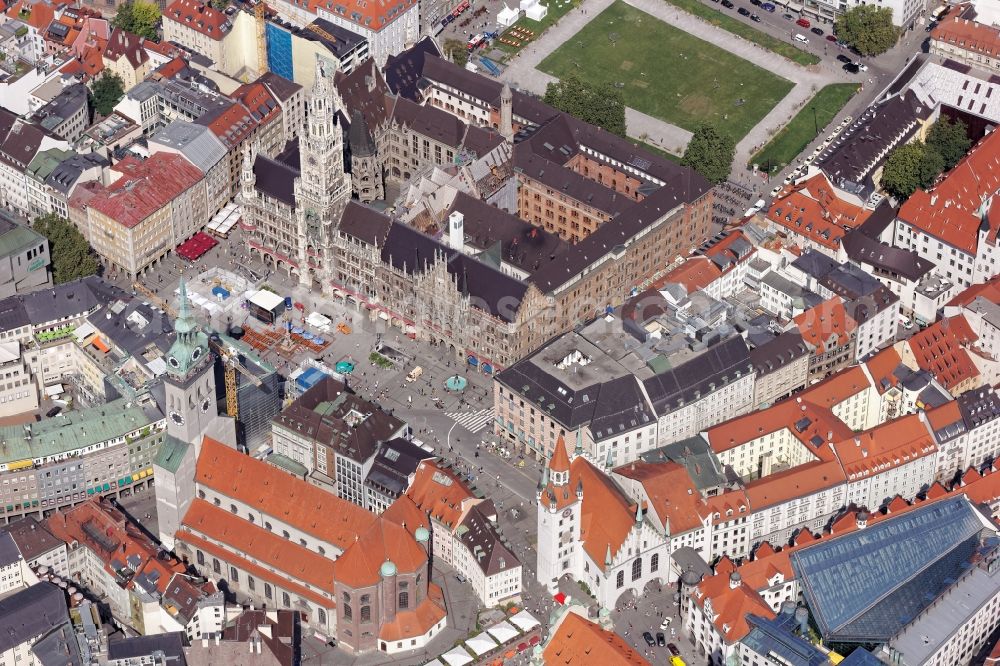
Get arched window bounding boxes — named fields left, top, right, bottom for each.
left=197, top=490, right=205, bottom=499
left=360, top=594, right=370, bottom=604
left=343, top=604, right=352, bottom=620
left=616, top=571, right=624, bottom=588
left=282, top=530, right=290, bottom=539
left=360, top=605, right=371, bottom=623
left=318, top=608, right=327, bottom=625
left=651, top=553, right=659, bottom=573
left=282, top=592, right=290, bottom=607
left=196, top=550, right=204, bottom=566
left=343, top=592, right=351, bottom=604
left=230, top=504, right=238, bottom=514
left=264, top=583, right=272, bottom=600
left=398, top=591, right=409, bottom=609
left=248, top=514, right=255, bottom=524
left=230, top=567, right=239, bottom=583
left=265, top=522, right=272, bottom=531
left=213, top=498, right=221, bottom=507
left=212, top=559, right=221, bottom=574
left=632, top=558, right=642, bottom=581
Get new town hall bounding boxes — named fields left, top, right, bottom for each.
left=238, top=41, right=715, bottom=371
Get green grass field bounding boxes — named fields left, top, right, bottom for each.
left=661, top=0, right=820, bottom=66
left=750, top=83, right=859, bottom=171
left=495, top=0, right=582, bottom=56
left=538, top=1, right=793, bottom=142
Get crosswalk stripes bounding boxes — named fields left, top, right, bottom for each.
left=445, top=408, right=495, bottom=433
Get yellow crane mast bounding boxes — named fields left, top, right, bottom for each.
left=255, top=2, right=269, bottom=76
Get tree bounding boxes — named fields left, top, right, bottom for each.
left=681, top=123, right=735, bottom=184
left=880, top=142, right=944, bottom=199
left=543, top=75, right=626, bottom=137
left=442, top=39, right=469, bottom=68
left=926, top=116, right=971, bottom=171
left=31, top=214, right=99, bottom=284
left=112, top=1, right=160, bottom=41
left=834, top=5, right=898, bottom=56
left=90, top=72, right=125, bottom=117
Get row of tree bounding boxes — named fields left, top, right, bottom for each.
left=880, top=118, right=972, bottom=200
left=31, top=214, right=100, bottom=284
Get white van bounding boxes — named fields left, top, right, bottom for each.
left=794, top=33, right=809, bottom=43
left=406, top=366, right=423, bottom=382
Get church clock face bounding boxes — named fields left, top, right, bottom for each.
left=307, top=155, right=317, bottom=167
left=201, top=398, right=211, bottom=413
left=169, top=411, right=185, bottom=426
left=167, top=356, right=180, bottom=369
left=192, top=347, right=202, bottom=362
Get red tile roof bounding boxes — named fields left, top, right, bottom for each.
left=549, top=435, right=570, bottom=473
left=306, top=0, right=418, bottom=32
left=947, top=274, right=1000, bottom=307
left=864, top=346, right=903, bottom=395
left=932, top=14, right=1000, bottom=59
left=906, top=315, right=980, bottom=389
left=178, top=498, right=336, bottom=607
left=897, top=130, right=1000, bottom=255
left=793, top=297, right=857, bottom=354
left=202, top=101, right=259, bottom=149
left=334, top=517, right=428, bottom=588
left=543, top=612, right=651, bottom=665
left=613, top=461, right=709, bottom=534
left=766, top=173, right=870, bottom=250
left=87, top=153, right=202, bottom=228
left=657, top=257, right=722, bottom=292
left=164, top=0, right=231, bottom=40
left=103, top=27, right=149, bottom=68
left=832, top=414, right=936, bottom=480
left=195, top=437, right=377, bottom=551
left=378, top=585, right=447, bottom=642
left=6, top=0, right=55, bottom=31
left=406, top=461, right=478, bottom=531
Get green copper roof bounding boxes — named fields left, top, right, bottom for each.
left=153, top=435, right=191, bottom=474
left=265, top=453, right=307, bottom=477
left=0, top=398, right=161, bottom=466
left=167, top=280, right=209, bottom=378
left=26, top=148, right=73, bottom=182
left=0, top=225, right=44, bottom=259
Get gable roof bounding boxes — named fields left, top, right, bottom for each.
left=164, top=0, right=231, bottom=40
left=195, top=437, right=376, bottom=551
left=543, top=612, right=650, bottom=665
left=905, top=315, right=980, bottom=389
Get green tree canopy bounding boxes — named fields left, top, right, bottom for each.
left=112, top=1, right=160, bottom=41
left=834, top=5, right=898, bottom=56
left=543, top=74, right=626, bottom=137
left=926, top=116, right=972, bottom=171
left=31, top=214, right=99, bottom=284
left=681, top=123, right=735, bottom=184
left=880, top=142, right=944, bottom=200
left=442, top=39, right=469, bottom=68
left=90, top=73, right=125, bottom=117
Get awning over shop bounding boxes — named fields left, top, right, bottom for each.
left=467, top=356, right=479, bottom=366
left=377, top=311, right=389, bottom=321
left=176, top=232, right=219, bottom=261
left=73, top=322, right=96, bottom=343
left=44, top=384, right=63, bottom=397
left=92, top=337, right=110, bottom=353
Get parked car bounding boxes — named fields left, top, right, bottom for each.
left=783, top=12, right=794, bottom=19
left=857, top=62, right=868, bottom=71
left=811, top=26, right=824, bottom=35
left=659, top=617, right=673, bottom=630
left=738, top=7, right=750, bottom=15
left=749, top=0, right=761, bottom=5
left=750, top=13, right=761, bottom=21
left=722, top=0, right=734, bottom=7
left=770, top=185, right=782, bottom=197
left=836, top=54, right=851, bottom=63
left=668, top=643, right=681, bottom=656
left=656, top=633, right=667, bottom=647
left=793, top=33, right=809, bottom=43
left=762, top=2, right=775, bottom=10
left=826, top=33, right=837, bottom=41
left=843, top=63, right=859, bottom=73
left=643, top=632, right=656, bottom=647
left=796, top=17, right=811, bottom=27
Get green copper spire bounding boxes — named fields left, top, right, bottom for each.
left=166, top=280, right=209, bottom=379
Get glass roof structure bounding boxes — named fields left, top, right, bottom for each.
left=790, top=496, right=994, bottom=643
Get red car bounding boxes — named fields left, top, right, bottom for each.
left=796, top=17, right=811, bottom=27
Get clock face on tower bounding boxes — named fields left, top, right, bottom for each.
left=201, top=398, right=211, bottom=413
left=307, top=155, right=317, bottom=167
left=168, top=356, right=180, bottom=369
left=192, top=347, right=202, bottom=362
left=170, top=411, right=184, bottom=426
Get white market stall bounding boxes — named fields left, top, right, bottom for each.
left=497, top=4, right=519, bottom=27
left=523, top=0, right=547, bottom=20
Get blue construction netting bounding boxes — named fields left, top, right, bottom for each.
left=266, top=22, right=294, bottom=82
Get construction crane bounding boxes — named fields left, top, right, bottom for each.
left=133, top=282, right=262, bottom=419
left=255, top=2, right=269, bottom=76
left=304, top=22, right=338, bottom=45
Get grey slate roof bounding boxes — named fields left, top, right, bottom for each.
left=365, top=437, right=434, bottom=498
left=1, top=517, right=63, bottom=562
left=383, top=36, right=440, bottom=100
left=31, top=620, right=83, bottom=666
left=391, top=96, right=466, bottom=148
left=45, top=152, right=109, bottom=194
left=19, top=276, right=124, bottom=325
left=750, top=331, right=810, bottom=374
left=32, top=84, right=88, bottom=134
left=253, top=153, right=298, bottom=207
left=0, top=532, right=20, bottom=567
left=380, top=222, right=529, bottom=323
left=259, top=72, right=302, bottom=103
left=339, top=201, right=392, bottom=245
left=740, top=613, right=829, bottom=666
left=842, top=230, right=933, bottom=283
left=458, top=503, right=520, bottom=577
left=108, top=632, right=187, bottom=666
left=642, top=336, right=753, bottom=415
left=149, top=121, right=227, bottom=173
left=0, top=583, right=69, bottom=654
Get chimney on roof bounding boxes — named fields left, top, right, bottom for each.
left=856, top=511, right=868, bottom=529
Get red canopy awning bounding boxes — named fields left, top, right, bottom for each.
left=553, top=592, right=566, bottom=604
left=176, top=232, right=219, bottom=261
